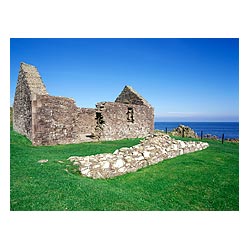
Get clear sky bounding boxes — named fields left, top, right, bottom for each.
left=10, top=38, right=239, bottom=122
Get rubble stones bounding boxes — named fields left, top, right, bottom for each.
left=225, top=138, right=239, bottom=143
left=37, top=159, right=48, bottom=163
left=68, top=134, right=209, bottom=179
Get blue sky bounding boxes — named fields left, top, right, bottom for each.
left=10, top=38, right=239, bottom=122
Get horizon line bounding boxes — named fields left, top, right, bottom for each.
left=154, top=121, right=239, bottom=123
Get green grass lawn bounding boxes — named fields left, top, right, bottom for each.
left=10, top=127, right=239, bottom=211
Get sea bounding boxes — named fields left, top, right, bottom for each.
left=154, top=122, right=239, bottom=139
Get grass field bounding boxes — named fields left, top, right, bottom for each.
left=10, top=126, right=239, bottom=211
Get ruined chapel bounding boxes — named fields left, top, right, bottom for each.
left=13, top=63, right=154, bottom=146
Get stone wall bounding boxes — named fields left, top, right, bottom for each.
left=115, top=85, right=152, bottom=107
left=13, top=62, right=155, bottom=146
left=96, top=102, right=154, bottom=141
left=13, top=62, right=48, bottom=139
left=13, top=78, right=33, bottom=139
left=32, top=95, right=96, bottom=145
left=31, top=97, right=154, bottom=145
left=68, top=134, right=209, bottom=179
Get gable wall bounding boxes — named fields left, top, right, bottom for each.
left=13, top=63, right=48, bottom=140
left=13, top=78, right=33, bottom=140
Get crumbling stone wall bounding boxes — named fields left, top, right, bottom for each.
left=13, top=63, right=48, bottom=139
left=96, top=102, right=154, bottom=141
left=115, top=85, right=152, bottom=106
left=13, top=62, right=155, bottom=146
left=13, top=78, right=33, bottom=139
left=68, top=134, right=209, bottom=179
left=32, top=95, right=96, bottom=145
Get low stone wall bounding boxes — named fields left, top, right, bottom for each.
left=68, top=134, right=209, bottom=179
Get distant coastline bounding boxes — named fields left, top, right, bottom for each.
left=154, top=121, right=239, bottom=139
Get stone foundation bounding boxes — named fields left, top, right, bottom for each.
left=68, top=134, right=209, bottom=179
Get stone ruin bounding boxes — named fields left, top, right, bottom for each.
left=13, top=62, right=154, bottom=145
left=69, top=133, right=209, bottom=179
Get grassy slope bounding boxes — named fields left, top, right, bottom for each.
left=10, top=127, right=239, bottom=211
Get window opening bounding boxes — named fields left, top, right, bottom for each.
left=96, top=112, right=105, bottom=125
left=127, top=107, right=134, bottom=122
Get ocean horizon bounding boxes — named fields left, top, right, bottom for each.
left=154, top=121, right=239, bottom=139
